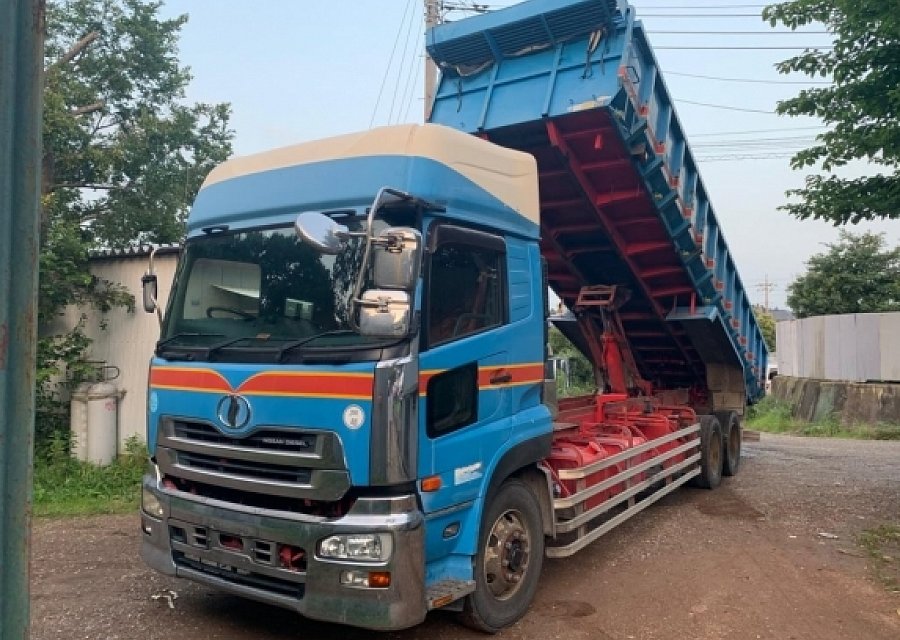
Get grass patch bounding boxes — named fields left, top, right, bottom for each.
left=858, top=524, right=900, bottom=593
left=33, top=436, right=146, bottom=517
left=746, top=397, right=900, bottom=440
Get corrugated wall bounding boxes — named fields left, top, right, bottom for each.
left=776, top=313, right=900, bottom=383
left=56, top=254, right=178, bottom=450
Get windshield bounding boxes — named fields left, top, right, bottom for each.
left=159, top=211, right=414, bottom=361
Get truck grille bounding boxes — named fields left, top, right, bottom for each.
left=156, top=419, right=351, bottom=503
left=176, top=450, right=313, bottom=484
left=173, top=421, right=317, bottom=453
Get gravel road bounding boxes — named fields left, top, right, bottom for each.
left=30, top=434, right=900, bottom=640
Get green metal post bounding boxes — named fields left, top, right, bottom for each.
left=0, top=1, right=45, bottom=638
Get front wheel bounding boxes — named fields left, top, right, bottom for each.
left=459, top=479, right=544, bottom=633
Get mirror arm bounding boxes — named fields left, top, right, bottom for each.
left=349, top=187, right=410, bottom=330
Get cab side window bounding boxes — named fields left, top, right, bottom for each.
left=426, top=229, right=506, bottom=346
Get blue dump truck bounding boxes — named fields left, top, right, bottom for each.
left=139, top=0, right=767, bottom=632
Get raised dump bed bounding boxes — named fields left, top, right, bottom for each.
left=428, top=0, right=767, bottom=403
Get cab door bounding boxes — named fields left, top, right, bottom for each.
left=417, top=224, right=513, bottom=515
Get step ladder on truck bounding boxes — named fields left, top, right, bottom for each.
left=138, top=0, right=767, bottom=633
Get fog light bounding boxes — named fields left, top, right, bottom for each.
left=142, top=487, right=164, bottom=518
left=318, top=533, right=392, bottom=562
left=340, top=570, right=391, bottom=589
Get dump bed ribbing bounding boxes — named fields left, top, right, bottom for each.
left=427, top=0, right=767, bottom=401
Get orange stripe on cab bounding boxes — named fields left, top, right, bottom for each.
left=238, top=372, right=374, bottom=399
left=149, top=367, right=232, bottom=394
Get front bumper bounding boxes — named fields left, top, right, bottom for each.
left=140, top=475, right=426, bottom=631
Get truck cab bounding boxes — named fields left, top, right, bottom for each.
left=140, top=123, right=554, bottom=631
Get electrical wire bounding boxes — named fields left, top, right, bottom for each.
left=400, top=29, right=426, bottom=123
left=676, top=99, right=775, bottom=113
left=641, top=13, right=766, bottom=17
left=691, top=125, right=827, bottom=137
left=636, top=3, right=769, bottom=7
left=691, top=135, right=820, bottom=148
left=388, top=0, right=420, bottom=124
left=370, top=0, right=415, bottom=128
left=663, top=69, right=831, bottom=85
left=648, top=30, right=829, bottom=35
left=654, top=45, right=834, bottom=49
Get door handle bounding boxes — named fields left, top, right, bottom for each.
left=490, top=371, right=512, bottom=385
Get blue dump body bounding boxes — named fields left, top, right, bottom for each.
left=428, top=0, right=767, bottom=401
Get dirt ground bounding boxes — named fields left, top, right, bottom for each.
left=30, top=434, right=900, bottom=640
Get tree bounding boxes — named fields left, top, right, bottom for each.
left=754, top=307, right=777, bottom=352
left=37, top=0, right=233, bottom=448
left=763, top=1, right=899, bottom=225
left=548, top=326, right=595, bottom=395
left=786, top=231, right=900, bottom=318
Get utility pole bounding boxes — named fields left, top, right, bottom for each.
left=755, top=275, right=776, bottom=311
left=424, top=0, right=441, bottom=120
left=0, top=1, right=45, bottom=638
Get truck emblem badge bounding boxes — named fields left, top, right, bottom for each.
left=216, top=394, right=251, bottom=430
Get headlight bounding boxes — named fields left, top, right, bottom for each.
left=318, top=533, right=393, bottom=562
left=142, top=487, right=164, bottom=518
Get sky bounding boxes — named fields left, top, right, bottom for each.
left=159, top=0, right=899, bottom=310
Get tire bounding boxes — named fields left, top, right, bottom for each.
left=459, top=479, right=544, bottom=633
left=691, top=415, right=724, bottom=490
left=716, top=411, right=742, bottom=477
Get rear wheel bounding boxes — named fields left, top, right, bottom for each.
left=691, top=415, right=724, bottom=490
left=459, top=479, right=544, bottom=633
left=716, top=411, right=742, bottom=477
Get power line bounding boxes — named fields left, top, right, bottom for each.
left=662, top=69, right=831, bottom=85
left=676, top=98, right=775, bottom=114
left=637, top=3, right=769, bottom=7
left=641, top=13, right=767, bottom=17
left=387, top=0, right=420, bottom=124
left=695, top=153, right=796, bottom=161
left=648, top=30, right=829, bottom=35
left=691, top=125, right=827, bottom=137
left=692, top=135, right=819, bottom=148
left=654, top=45, right=834, bottom=50
left=370, top=0, right=415, bottom=128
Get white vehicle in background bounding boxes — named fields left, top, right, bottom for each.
left=765, top=357, right=779, bottom=394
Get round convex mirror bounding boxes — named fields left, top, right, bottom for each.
left=294, top=211, right=350, bottom=254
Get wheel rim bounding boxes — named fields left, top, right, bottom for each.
left=483, top=508, right=531, bottom=601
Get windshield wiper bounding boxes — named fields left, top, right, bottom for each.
left=275, top=330, right=357, bottom=362
left=156, top=332, right=225, bottom=350
left=201, top=336, right=253, bottom=359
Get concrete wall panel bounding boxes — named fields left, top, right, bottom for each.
left=776, top=312, right=900, bottom=383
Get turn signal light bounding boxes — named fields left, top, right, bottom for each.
left=368, top=571, right=391, bottom=588
left=421, top=475, right=442, bottom=492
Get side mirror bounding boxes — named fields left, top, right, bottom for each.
left=358, top=290, right=410, bottom=337
left=373, top=227, right=421, bottom=290
left=141, top=272, right=158, bottom=313
left=294, top=211, right=350, bottom=254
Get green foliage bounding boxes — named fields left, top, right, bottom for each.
left=36, top=0, right=233, bottom=449
left=786, top=231, right=900, bottom=318
left=548, top=326, right=596, bottom=396
left=747, top=396, right=900, bottom=439
left=43, top=0, right=232, bottom=246
left=34, top=320, right=93, bottom=452
left=754, top=307, right=777, bottom=351
left=763, top=0, right=899, bottom=225
left=34, top=435, right=147, bottom=517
